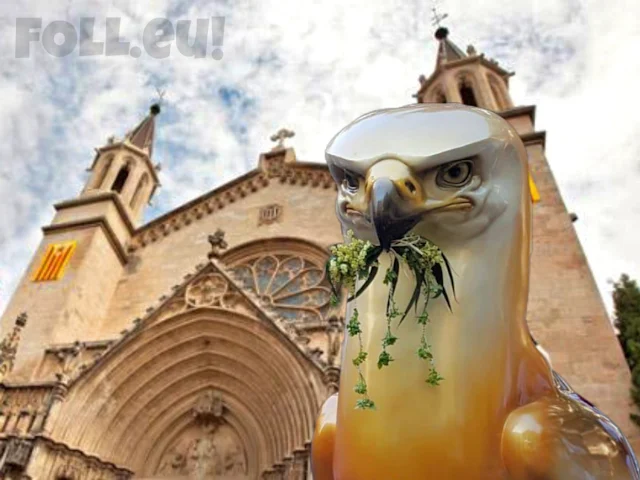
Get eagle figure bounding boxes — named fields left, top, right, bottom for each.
left=311, top=104, right=640, bottom=480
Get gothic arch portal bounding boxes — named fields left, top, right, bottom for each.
left=45, top=305, right=327, bottom=478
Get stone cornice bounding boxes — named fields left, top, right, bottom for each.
left=129, top=157, right=336, bottom=252
left=498, top=104, right=536, bottom=126
left=54, top=191, right=136, bottom=235
left=42, top=216, right=129, bottom=265
left=0, top=381, right=57, bottom=389
left=520, top=130, right=547, bottom=149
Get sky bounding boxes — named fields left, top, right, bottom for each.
left=0, top=0, right=639, bottom=316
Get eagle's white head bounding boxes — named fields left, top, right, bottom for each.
left=325, top=103, right=531, bottom=254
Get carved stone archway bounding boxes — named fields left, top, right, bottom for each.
left=45, top=306, right=326, bottom=479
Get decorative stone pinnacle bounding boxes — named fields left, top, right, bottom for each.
left=270, top=128, right=295, bottom=149
left=0, top=312, right=28, bottom=380
left=208, top=229, right=228, bottom=259
left=15, top=312, right=27, bottom=327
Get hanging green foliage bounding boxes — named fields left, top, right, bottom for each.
left=326, top=231, right=455, bottom=409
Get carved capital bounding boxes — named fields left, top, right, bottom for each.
left=323, top=366, right=341, bottom=395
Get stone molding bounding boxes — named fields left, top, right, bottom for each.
left=53, top=191, right=136, bottom=235
left=36, top=435, right=133, bottom=479
left=42, top=216, right=129, bottom=265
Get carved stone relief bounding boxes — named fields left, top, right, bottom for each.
left=0, top=386, right=53, bottom=435
left=37, top=341, right=111, bottom=383
left=0, top=313, right=27, bottom=380
left=154, top=390, right=249, bottom=479
left=185, top=274, right=228, bottom=308
left=208, top=229, right=228, bottom=259
left=258, top=204, right=282, bottom=226
left=180, top=272, right=259, bottom=320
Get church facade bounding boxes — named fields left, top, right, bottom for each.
left=0, top=27, right=637, bottom=479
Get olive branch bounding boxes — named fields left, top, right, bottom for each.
left=326, top=231, right=455, bottom=409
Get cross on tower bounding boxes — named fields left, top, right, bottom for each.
left=430, top=5, right=448, bottom=28
left=270, top=128, right=295, bottom=149
left=154, top=86, right=167, bottom=105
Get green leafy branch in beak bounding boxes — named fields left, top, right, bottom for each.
left=327, top=231, right=455, bottom=409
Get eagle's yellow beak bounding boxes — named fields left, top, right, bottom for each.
left=365, top=160, right=425, bottom=250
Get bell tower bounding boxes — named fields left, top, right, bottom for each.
left=82, top=103, right=161, bottom=223
left=0, top=105, right=161, bottom=381
left=415, top=26, right=514, bottom=112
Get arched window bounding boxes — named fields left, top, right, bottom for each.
left=434, top=89, right=447, bottom=104
left=488, top=76, right=509, bottom=111
left=111, top=164, right=130, bottom=193
left=93, top=155, right=113, bottom=189
left=459, top=81, right=478, bottom=107
left=130, top=173, right=149, bottom=208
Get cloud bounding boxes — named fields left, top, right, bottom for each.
left=0, top=0, right=638, bottom=318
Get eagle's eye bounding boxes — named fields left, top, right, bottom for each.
left=436, top=159, right=474, bottom=188
left=342, top=171, right=360, bottom=192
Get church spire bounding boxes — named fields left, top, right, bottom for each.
left=414, top=22, right=514, bottom=113
left=434, top=27, right=466, bottom=67
left=125, top=103, right=160, bottom=157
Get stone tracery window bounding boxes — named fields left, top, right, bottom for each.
left=230, top=254, right=332, bottom=324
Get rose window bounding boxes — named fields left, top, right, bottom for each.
left=230, top=255, right=332, bottom=324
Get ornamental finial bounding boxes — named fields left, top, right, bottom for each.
left=208, top=229, right=228, bottom=259
left=270, top=128, right=295, bottom=149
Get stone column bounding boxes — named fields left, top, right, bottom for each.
left=290, top=448, right=309, bottom=479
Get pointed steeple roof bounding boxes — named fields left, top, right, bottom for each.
left=434, top=27, right=466, bottom=67
left=126, top=103, right=160, bottom=157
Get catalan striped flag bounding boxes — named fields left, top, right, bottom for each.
left=32, top=241, right=77, bottom=282
left=529, top=172, right=541, bottom=203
